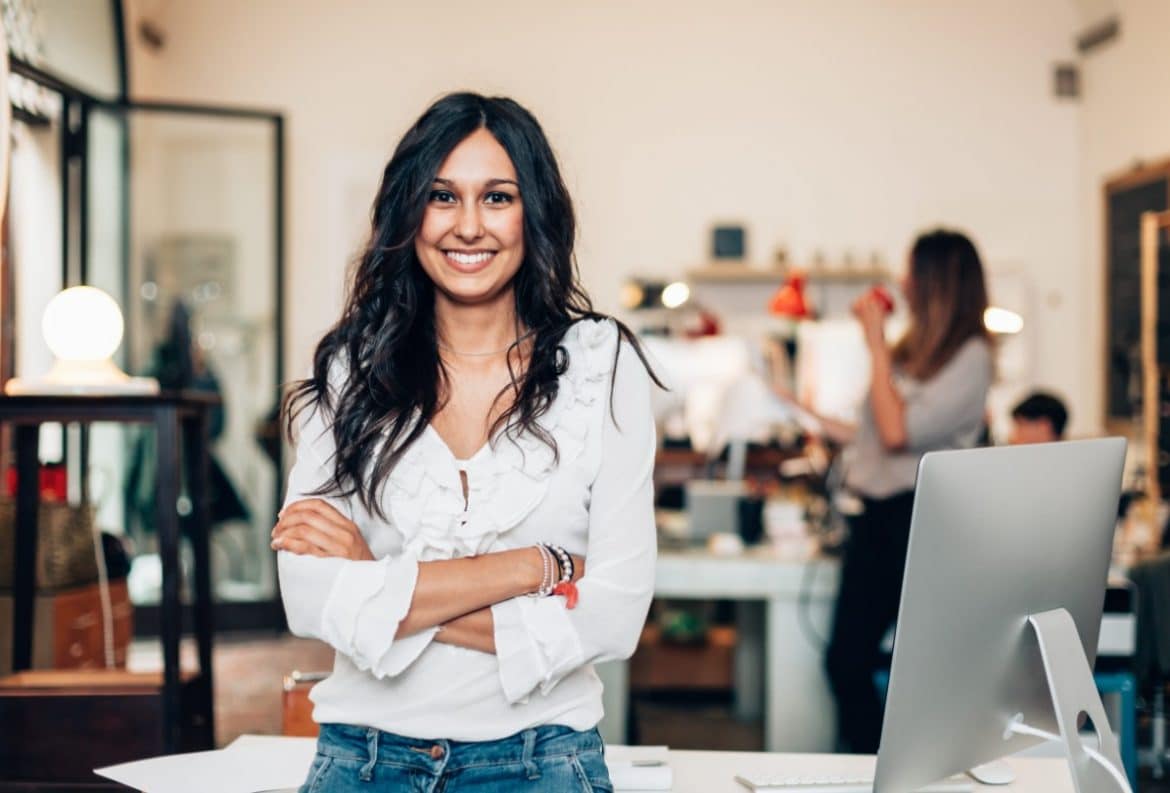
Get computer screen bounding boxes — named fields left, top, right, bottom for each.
left=874, top=438, right=1128, bottom=793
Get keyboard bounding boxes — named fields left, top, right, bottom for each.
left=733, top=774, right=975, bottom=792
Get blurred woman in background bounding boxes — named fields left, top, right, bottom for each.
left=781, top=228, right=993, bottom=752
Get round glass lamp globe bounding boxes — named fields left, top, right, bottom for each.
left=42, top=286, right=124, bottom=362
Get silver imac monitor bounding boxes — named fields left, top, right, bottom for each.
left=873, top=438, right=1129, bottom=793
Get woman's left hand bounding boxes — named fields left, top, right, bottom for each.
left=851, top=292, right=888, bottom=352
left=271, top=498, right=374, bottom=561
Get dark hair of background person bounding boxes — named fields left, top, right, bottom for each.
left=283, top=92, right=661, bottom=520
left=893, top=228, right=992, bottom=380
left=1011, top=391, right=1069, bottom=438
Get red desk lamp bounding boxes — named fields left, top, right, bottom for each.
left=769, top=272, right=812, bottom=319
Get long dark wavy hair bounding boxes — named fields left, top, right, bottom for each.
left=283, top=92, right=661, bottom=519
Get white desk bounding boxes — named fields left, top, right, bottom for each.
left=599, top=545, right=841, bottom=752
left=666, top=751, right=1073, bottom=792
left=96, top=743, right=1075, bottom=793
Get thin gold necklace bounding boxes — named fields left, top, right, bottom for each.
left=437, top=328, right=536, bottom=357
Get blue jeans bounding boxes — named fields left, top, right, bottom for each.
left=299, top=722, right=614, bottom=792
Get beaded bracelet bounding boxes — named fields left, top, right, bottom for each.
left=544, top=544, right=572, bottom=584
left=542, top=543, right=579, bottom=609
left=527, top=543, right=556, bottom=598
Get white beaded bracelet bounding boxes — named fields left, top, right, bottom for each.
left=528, top=543, right=555, bottom=597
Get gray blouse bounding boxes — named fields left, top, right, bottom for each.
left=844, top=337, right=993, bottom=499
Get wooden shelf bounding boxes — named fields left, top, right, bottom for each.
left=687, top=266, right=785, bottom=284
left=687, top=265, right=889, bottom=284
left=802, top=268, right=889, bottom=283
left=0, top=668, right=199, bottom=691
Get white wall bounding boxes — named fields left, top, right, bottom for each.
left=9, top=120, right=64, bottom=462
left=124, top=0, right=1086, bottom=427
left=1078, top=0, right=1170, bottom=432
left=38, top=0, right=121, bottom=97
left=10, top=121, right=62, bottom=383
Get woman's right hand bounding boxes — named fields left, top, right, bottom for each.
left=272, top=498, right=374, bottom=561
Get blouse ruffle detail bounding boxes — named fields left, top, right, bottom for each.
left=385, top=319, right=618, bottom=561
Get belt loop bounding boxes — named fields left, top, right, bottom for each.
left=359, top=727, right=379, bottom=782
left=521, top=728, right=540, bottom=780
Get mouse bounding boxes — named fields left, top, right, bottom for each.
left=966, top=760, right=1016, bottom=785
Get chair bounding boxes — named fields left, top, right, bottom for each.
left=1130, top=552, right=1170, bottom=780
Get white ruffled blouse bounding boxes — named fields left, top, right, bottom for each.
left=278, top=318, right=657, bottom=741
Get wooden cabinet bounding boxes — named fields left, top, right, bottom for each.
left=0, top=393, right=217, bottom=788
left=0, top=669, right=209, bottom=791
left=630, top=625, right=736, bottom=691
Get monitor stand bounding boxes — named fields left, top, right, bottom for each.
left=966, top=760, right=1015, bottom=785
left=1004, top=608, right=1131, bottom=793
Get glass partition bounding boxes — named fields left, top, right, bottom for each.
left=85, top=105, right=283, bottom=617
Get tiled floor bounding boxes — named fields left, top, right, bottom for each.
left=131, top=634, right=1170, bottom=791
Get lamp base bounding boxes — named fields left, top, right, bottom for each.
left=4, top=359, right=160, bottom=396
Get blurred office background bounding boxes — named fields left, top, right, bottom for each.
left=2, top=0, right=1170, bottom=789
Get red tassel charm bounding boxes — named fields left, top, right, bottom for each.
left=552, top=581, right=579, bottom=610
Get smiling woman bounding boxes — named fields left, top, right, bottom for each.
left=275, top=93, right=663, bottom=793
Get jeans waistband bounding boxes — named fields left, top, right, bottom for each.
left=315, top=722, right=603, bottom=774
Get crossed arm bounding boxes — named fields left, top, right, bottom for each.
left=277, top=334, right=655, bottom=687
left=271, top=498, right=584, bottom=654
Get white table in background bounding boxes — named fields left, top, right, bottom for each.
left=598, top=545, right=841, bottom=752
left=596, top=545, right=1138, bottom=759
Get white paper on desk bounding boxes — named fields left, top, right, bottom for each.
left=94, top=735, right=316, bottom=793
left=606, top=744, right=673, bottom=791
left=225, top=733, right=317, bottom=759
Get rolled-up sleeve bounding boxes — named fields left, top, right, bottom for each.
left=903, top=339, right=993, bottom=452
left=491, top=342, right=657, bottom=703
left=278, top=393, right=436, bottom=678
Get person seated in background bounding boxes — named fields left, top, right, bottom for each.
left=1008, top=390, right=1068, bottom=444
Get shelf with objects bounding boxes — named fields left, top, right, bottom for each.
left=3, top=51, right=286, bottom=640
left=686, top=264, right=889, bottom=284
left=613, top=233, right=911, bottom=748
left=0, top=52, right=274, bottom=790
left=0, top=45, right=281, bottom=786
left=614, top=265, right=856, bottom=750
left=635, top=265, right=863, bottom=532
left=0, top=391, right=220, bottom=786
left=1131, top=207, right=1170, bottom=783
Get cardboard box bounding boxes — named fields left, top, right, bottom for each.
left=0, top=579, right=133, bottom=675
